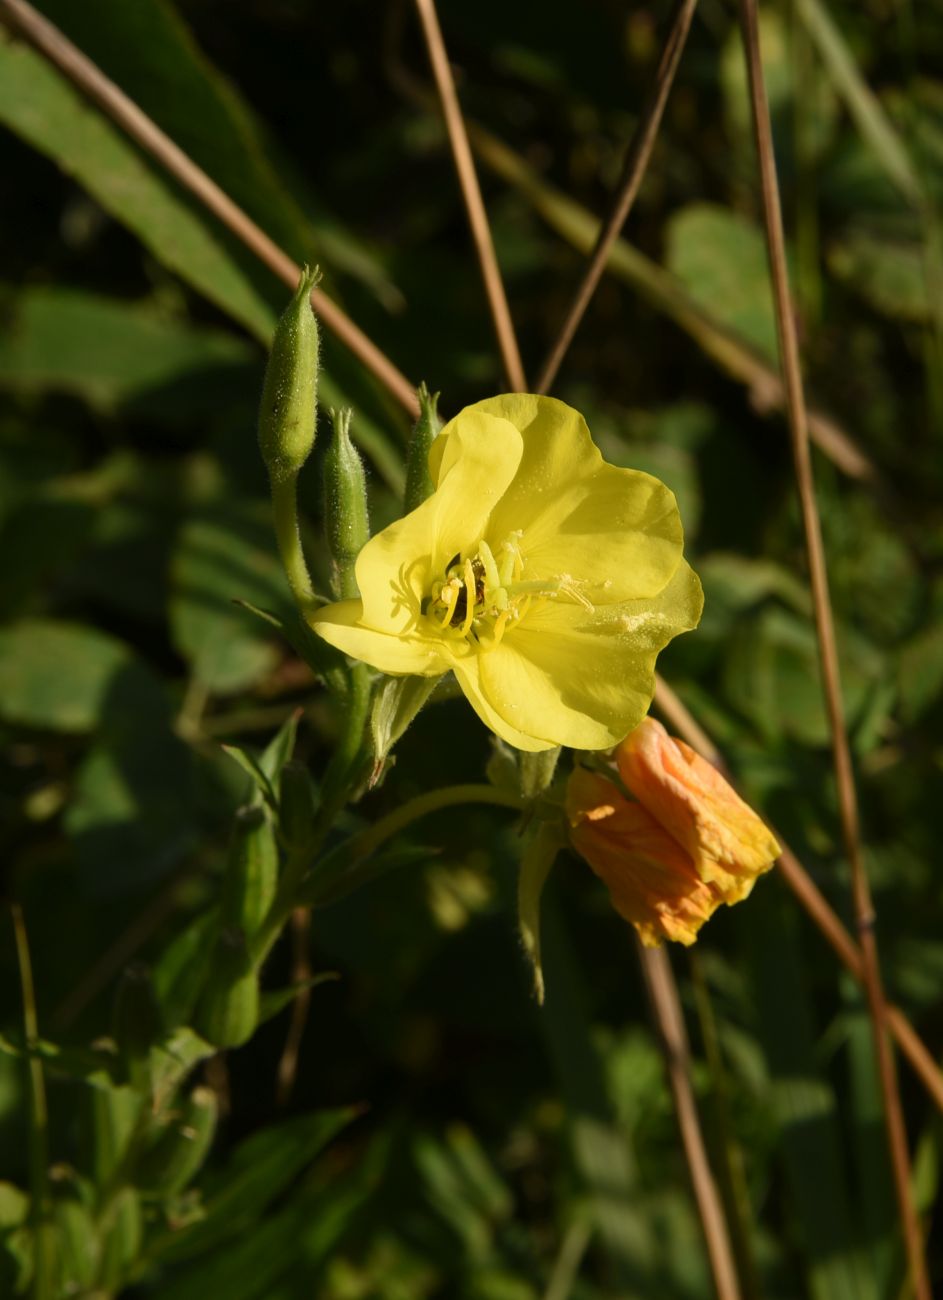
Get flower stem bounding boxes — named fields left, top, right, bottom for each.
left=306, top=782, right=525, bottom=907
left=271, top=474, right=315, bottom=612
left=252, top=664, right=372, bottom=966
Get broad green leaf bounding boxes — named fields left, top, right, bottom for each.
left=666, top=204, right=778, bottom=362
left=0, top=34, right=277, bottom=342
left=66, top=724, right=197, bottom=892
left=0, top=31, right=407, bottom=490
left=829, top=230, right=931, bottom=322
left=170, top=508, right=289, bottom=693
left=0, top=287, right=255, bottom=414
left=899, top=624, right=943, bottom=722
left=0, top=618, right=135, bottom=731
left=36, top=0, right=398, bottom=302
left=722, top=606, right=884, bottom=747
left=149, top=1108, right=358, bottom=1266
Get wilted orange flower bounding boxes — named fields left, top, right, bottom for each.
left=566, top=718, right=780, bottom=946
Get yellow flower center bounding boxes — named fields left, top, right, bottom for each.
left=423, top=533, right=593, bottom=651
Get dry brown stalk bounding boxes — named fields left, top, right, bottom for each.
left=536, top=0, right=700, bottom=395
left=0, top=0, right=420, bottom=419
left=412, top=0, right=527, bottom=391
left=737, top=3, right=928, bottom=1293
left=639, top=943, right=743, bottom=1300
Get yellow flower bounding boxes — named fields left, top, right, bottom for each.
left=567, top=718, right=780, bottom=945
left=311, top=395, right=702, bottom=751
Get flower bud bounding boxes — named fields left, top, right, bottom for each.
left=403, top=382, right=441, bottom=512
left=258, top=265, right=320, bottom=485
left=197, top=928, right=260, bottom=1050
left=89, top=1075, right=141, bottom=1187
left=137, top=1086, right=218, bottom=1196
left=221, top=805, right=279, bottom=940
left=278, top=760, right=317, bottom=850
left=566, top=718, right=779, bottom=947
left=323, top=407, right=369, bottom=599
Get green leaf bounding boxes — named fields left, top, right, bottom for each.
left=0, top=618, right=135, bottom=731
left=220, top=744, right=278, bottom=811
left=899, top=624, right=943, bottom=722
left=0, top=287, right=255, bottom=414
left=170, top=508, right=289, bottom=693
left=257, top=974, right=340, bottom=1025
left=36, top=0, right=398, bottom=302
left=0, top=27, right=407, bottom=491
left=666, top=204, right=779, bottom=362
left=148, top=1026, right=216, bottom=1115
left=829, top=230, right=932, bottom=321
left=149, top=1109, right=359, bottom=1266
left=0, top=34, right=277, bottom=342
left=259, top=708, right=302, bottom=786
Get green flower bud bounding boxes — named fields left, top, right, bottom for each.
left=197, top=929, right=260, bottom=1050
left=404, top=382, right=441, bottom=513
left=89, top=1075, right=141, bottom=1187
left=323, top=407, right=369, bottom=599
left=258, top=265, right=320, bottom=485
left=222, top=806, right=279, bottom=940
left=138, top=1086, right=218, bottom=1196
left=278, top=760, right=317, bottom=850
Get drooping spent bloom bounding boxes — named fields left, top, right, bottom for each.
left=567, top=718, right=780, bottom=945
left=311, top=395, right=702, bottom=752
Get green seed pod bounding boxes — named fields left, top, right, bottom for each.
left=138, top=1086, right=218, bottom=1196
left=112, top=962, right=163, bottom=1084
left=258, top=265, right=320, bottom=485
left=323, top=407, right=369, bottom=599
left=96, top=1187, right=142, bottom=1294
left=197, top=929, right=260, bottom=1050
left=221, top=805, right=279, bottom=940
left=404, top=382, right=441, bottom=513
left=279, top=760, right=317, bottom=851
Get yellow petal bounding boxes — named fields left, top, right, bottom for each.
left=475, top=560, right=703, bottom=750
left=355, top=409, right=523, bottom=634
left=451, top=655, right=556, bottom=752
left=617, top=718, right=780, bottom=895
left=462, top=395, right=684, bottom=603
left=310, top=598, right=445, bottom=676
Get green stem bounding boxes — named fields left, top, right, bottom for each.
left=12, top=904, right=53, bottom=1300
left=252, top=663, right=371, bottom=965
left=305, top=782, right=525, bottom=906
left=271, top=474, right=315, bottom=612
